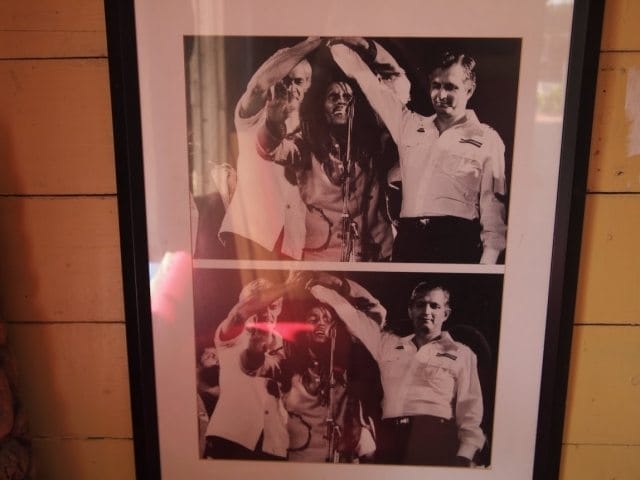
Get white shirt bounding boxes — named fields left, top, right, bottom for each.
left=205, top=327, right=289, bottom=457
left=219, top=102, right=305, bottom=258
left=330, top=44, right=507, bottom=252
left=310, top=284, right=485, bottom=459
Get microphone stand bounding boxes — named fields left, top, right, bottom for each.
left=325, top=326, right=341, bottom=462
left=340, top=102, right=358, bottom=262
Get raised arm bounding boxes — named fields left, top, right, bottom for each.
left=216, top=283, right=288, bottom=342
left=329, top=42, right=407, bottom=143
left=308, top=284, right=384, bottom=360
left=238, top=37, right=322, bottom=119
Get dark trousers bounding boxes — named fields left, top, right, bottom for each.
left=376, top=416, right=458, bottom=466
left=203, top=435, right=284, bottom=461
left=392, top=216, right=482, bottom=264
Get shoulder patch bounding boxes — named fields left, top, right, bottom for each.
left=436, top=352, right=458, bottom=361
left=459, top=138, right=483, bottom=148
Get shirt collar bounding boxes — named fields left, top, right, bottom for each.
left=427, top=109, right=479, bottom=131
left=398, top=331, right=459, bottom=351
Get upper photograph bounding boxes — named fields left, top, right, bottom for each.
left=186, top=36, right=521, bottom=264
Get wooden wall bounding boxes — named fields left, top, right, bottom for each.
left=0, top=1, right=637, bottom=478
left=559, top=1, right=640, bottom=478
left=0, top=1, right=135, bottom=478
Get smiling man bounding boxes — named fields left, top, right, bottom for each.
left=310, top=279, right=485, bottom=466
left=256, top=76, right=393, bottom=261
left=331, top=42, right=507, bottom=264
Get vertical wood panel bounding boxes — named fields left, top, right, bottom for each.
left=32, top=438, right=135, bottom=480
left=0, top=32, right=106, bottom=59
left=0, top=59, right=116, bottom=195
left=600, top=0, right=640, bottom=51
left=1, top=0, right=133, bottom=478
left=563, top=326, right=640, bottom=444
left=587, top=52, right=640, bottom=192
left=574, top=195, right=640, bottom=324
left=560, top=1, right=640, bottom=476
left=0, top=197, right=124, bottom=323
left=0, top=0, right=106, bottom=58
left=560, top=445, right=640, bottom=480
left=7, top=323, right=132, bottom=438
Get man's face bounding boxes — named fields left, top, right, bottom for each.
left=430, top=63, right=474, bottom=122
left=278, top=62, right=311, bottom=108
left=305, top=306, right=335, bottom=344
left=254, top=297, right=284, bottom=334
left=408, top=288, right=450, bottom=338
left=323, top=82, right=354, bottom=126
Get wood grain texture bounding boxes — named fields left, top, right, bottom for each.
left=560, top=444, right=640, bottom=480
left=574, top=194, right=640, bottom=325
left=32, top=438, right=135, bottom=480
left=588, top=52, right=640, bottom=192
left=7, top=323, right=132, bottom=438
left=601, top=0, right=640, bottom=52
left=0, top=197, right=124, bottom=323
left=0, top=59, right=116, bottom=195
left=563, top=325, right=640, bottom=445
left=0, top=0, right=106, bottom=59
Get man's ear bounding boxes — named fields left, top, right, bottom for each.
left=466, top=81, right=476, bottom=99
left=444, top=307, right=451, bottom=322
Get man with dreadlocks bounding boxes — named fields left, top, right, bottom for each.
left=255, top=41, right=410, bottom=261
left=241, top=272, right=384, bottom=463
left=280, top=292, right=379, bottom=463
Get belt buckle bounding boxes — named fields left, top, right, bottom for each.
left=398, top=417, right=410, bottom=425
left=418, top=218, right=430, bottom=227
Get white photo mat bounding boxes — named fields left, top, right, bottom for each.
left=111, top=0, right=600, bottom=478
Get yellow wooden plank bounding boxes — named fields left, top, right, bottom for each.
left=560, top=444, right=640, bottom=480
left=0, top=59, right=116, bottom=195
left=563, top=325, right=640, bottom=444
left=601, top=0, right=640, bottom=52
left=0, top=197, right=124, bottom=323
left=7, top=323, right=132, bottom=438
left=0, top=31, right=106, bottom=59
left=574, top=195, right=640, bottom=324
left=0, top=0, right=106, bottom=59
left=587, top=52, right=640, bottom=192
left=32, top=438, right=135, bottom=480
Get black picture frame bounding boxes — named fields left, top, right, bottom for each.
left=104, top=1, right=604, bottom=479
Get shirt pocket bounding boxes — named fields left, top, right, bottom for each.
left=416, top=356, right=456, bottom=394
left=436, top=153, right=483, bottom=202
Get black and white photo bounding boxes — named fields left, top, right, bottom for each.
left=186, top=37, right=520, bottom=264
left=193, top=268, right=502, bottom=466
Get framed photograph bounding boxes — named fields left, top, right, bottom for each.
left=104, top=1, right=604, bottom=479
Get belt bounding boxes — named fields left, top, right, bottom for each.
left=398, top=216, right=479, bottom=229
left=382, top=415, right=452, bottom=426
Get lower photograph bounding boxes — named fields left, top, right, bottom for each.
left=192, top=268, right=503, bottom=468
